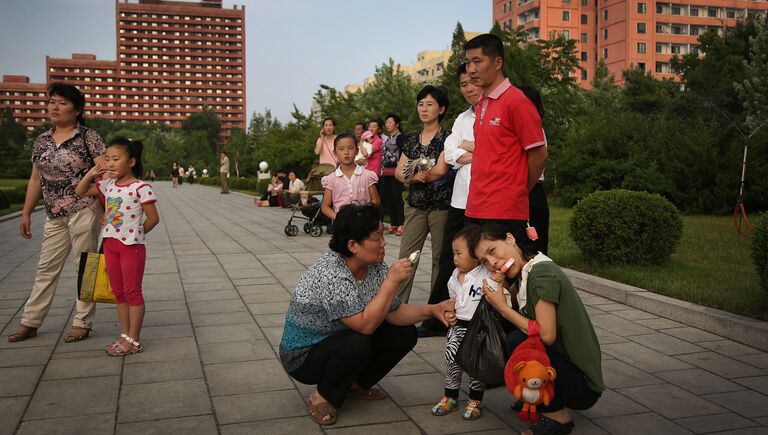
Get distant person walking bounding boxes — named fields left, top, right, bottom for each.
left=220, top=151, right=230, bottom=194
left=171, top=162, right=180, bottom=188
left=7, top=82, right=106, bottom=343
left=187, top=164, right=196, bottom=185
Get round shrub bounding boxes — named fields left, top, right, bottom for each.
left=570, top=189, right=683, bottom=265
left=0, top=190, right=10, bottom=210
left=5, top=186, right=27, bottom=205
left=752, top=212, right=768, bottom=296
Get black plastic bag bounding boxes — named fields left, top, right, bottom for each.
left=456, top=297, right=507, bottom=385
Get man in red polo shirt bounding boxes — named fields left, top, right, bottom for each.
left=463, top=34, right=548, bottom=250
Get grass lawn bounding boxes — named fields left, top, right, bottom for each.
left=548, top=205, right=765, bottom=319
left=0, top=179, right=27, bottom=190
left=0, top=204, right=24, bottom=218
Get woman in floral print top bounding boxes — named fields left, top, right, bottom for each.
left=7, top=83, right=106, bottom=344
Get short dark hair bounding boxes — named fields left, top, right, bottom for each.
left=456, top=63, right=468, bottom=80
left=322, top=117, right=336, bottom=126
left=221, top=150, right=227, bottom=155
left=465, top=223, right=536, bottom=260
left=329, top=204, right=382, bottom=257
left=354, top=122, right=366, bottom=129
left=333, top=132, right=358, bottom=150
left=416, top=85, right=450, bottom=122
left=385, top=113, right=401, bottom=126
left=108, top=137, right=144, bottom=178
left=48, top=82, right=86, bottom=125
left=464, top=34, right=505, bottom=62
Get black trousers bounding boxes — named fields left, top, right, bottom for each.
left=379, top=175, right=405, bottom=227
left=506, top=330, right=601, bottom=412
left=289, top=322, right=417, bottom=409
left=528, top=182, right=550, bottom=255
left=421, top=206, right=466, bottom=332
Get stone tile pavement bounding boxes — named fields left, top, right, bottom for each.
left=1, top=182, right=767, bottom=435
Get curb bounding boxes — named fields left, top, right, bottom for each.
left=0, top=206, right=43, bottom=224
left=564, top=268, right=768, bottom=352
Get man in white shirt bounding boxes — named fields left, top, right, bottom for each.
left=281, top=171, right=305, bottom=207
left=419, top=64, right=482, bottom=337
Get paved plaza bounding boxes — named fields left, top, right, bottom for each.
left=1, top=182, right=767, bottom=435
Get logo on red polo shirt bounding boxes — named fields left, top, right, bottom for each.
left=489, top=117, right=502, bottom=126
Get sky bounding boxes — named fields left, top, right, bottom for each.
left=0, top=0, right=492, bottom=125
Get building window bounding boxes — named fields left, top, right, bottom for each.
left=726, top=9, right=735, bottom=19
left=708, top=8, right=717, bottom=18
left=581, top=69, right=588, bottom=80
left=581, top=32, right=589, bottom=43
left=581, top=14, right=588, bottom=24
left=563, top=30, right=570, bottom=39
left=637, top=42, right=647, bottom=53
left=603, top=10, right=608, bottom=21
left=637, top=2, right=646, bottom=13
left=656, top=43, right=663, bottom=53
left=581, top=51, right=588, bottom=61
left=637, top=22, right=646, bottom=33
left=656, top=62, right=663, bottom=73
left=563, top=11, right=570, bottom=21
left=581, top=0, right=587, bottom=6
left=690, top=8, right=699, bottom=17
left=603, top=48, right=608, bottom=59
left=638, top=62, right=646, bottom=71
left=603, top=28, right=608, bottom=39
left=672, top=6, right=681, bottom=15
left=671, top=45, right=681, bottom=54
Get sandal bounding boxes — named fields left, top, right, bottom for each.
left=63, top=326, right=91, bottom=343
left=7, top=325, right=38, bottom=343
left=462, top=399, right=483, bottom=420
left=105, top=333, right=129, bottom=352
left=308, top=400, right=336, bottom=425
left=523, top=415, right=575, bottom=435
left=347, top=386, right=386, bottom=400
left=106, top=335, right=143, bottom=356
left=431, top=397, right=458, bottom=416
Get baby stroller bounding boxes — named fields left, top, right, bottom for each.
left=284, top=194, right=332, bottom=237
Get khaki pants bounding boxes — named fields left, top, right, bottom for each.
left=221, top=172, right=229, bottom=193
left=21, top=202, right=102, bottom=329
left=397, top=203, right=449, bottom=303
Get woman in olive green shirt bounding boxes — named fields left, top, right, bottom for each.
left=468, top=224, right=604, bottom=435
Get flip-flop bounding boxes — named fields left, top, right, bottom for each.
left=308, top=400, right=336, bottom=425
left=347, top=386, right=387, bottom=400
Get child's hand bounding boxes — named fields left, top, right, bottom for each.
left=434, top=299, right=456, bottom=327
left=100, top=212, right=107, bottom=226
left=443, top=306, right=457, bottom=326
left=86, top=164, right=107, bottom=180
left=387, top=258, right=413, bottom=284
left=491, top=270, right=506, bottom=283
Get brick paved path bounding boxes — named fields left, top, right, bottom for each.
left=1, top=182, right=767, bottom=434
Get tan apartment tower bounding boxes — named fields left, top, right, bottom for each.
left=493, top=0, right=768, bottom=85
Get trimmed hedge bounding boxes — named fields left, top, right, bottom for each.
left=753, top=212, right=768, bottom=298
left=0, top=189, right=9, bottom=210
left=5, top=185, right=27, bottom=204
left=198, top=176, right=270, bottom=195
left=570, top=189, right=683, bottom=265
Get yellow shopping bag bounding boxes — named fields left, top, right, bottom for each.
left=77, top=251, right=117, bottom=304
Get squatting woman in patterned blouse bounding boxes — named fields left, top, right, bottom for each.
left=394, top=85, right=453, bottom=303
left=279, top=203, right=455, bottom=426
left=8, top=83, right=106, bottom=344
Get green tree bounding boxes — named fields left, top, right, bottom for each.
left=439, top=22, right=469, bottom=123
left=182, top=106, right=221, bottom=155
left=0, top=108, right=30, bottom=178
